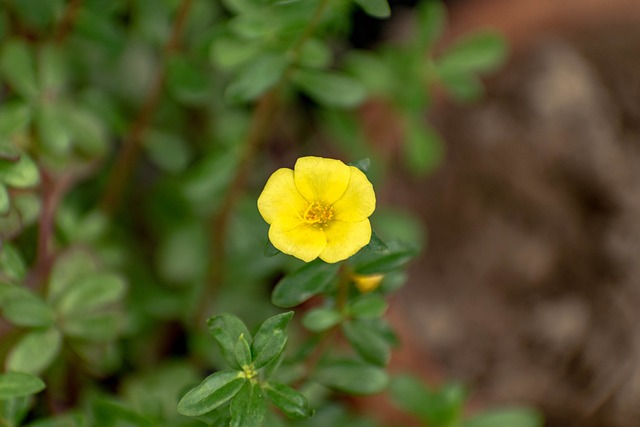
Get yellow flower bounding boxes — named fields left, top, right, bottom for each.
left=258, top=156, right=376, bottom=263
left=352, top=273, right=384, bottom=293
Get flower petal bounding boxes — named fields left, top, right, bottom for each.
left=320, top=219, right=371, bottom=263
left=269, top=221, right=327, bottom=262
left=258, top=168, right=308, bottom=225
left=294, top=156, right=350, bottom=204
left=333, top=166, right=376, bottom=222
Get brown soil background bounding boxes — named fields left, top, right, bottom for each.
left=379, top=1, right=640, bottom=426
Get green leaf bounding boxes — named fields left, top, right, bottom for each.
left=350, top=295, right=388, bottom=319
left=293, top=70, right=367, bottom=108
left=210, top=36, right=260, bottom=70
left=36, top=105, right=72, bottom=156
left=62, top=106, right=108, bottom=158
left=167, top=55, right=210, bottom=104
left=353, top=0, right=390, bottom=19
left=345, top=51, right=393, bottom=95
left=207, top=314, right=252, bottom=370
left=230, top=381, right=266, bottom=427
left=264, top=240, right=281, bottom=257
left=0, top=140, right=20, bottom=162
left=6, top=327, right=62, bottom=375
left=0, top=153, right=40, bottom=189
left=342, top=320, right=390, bottom=366
left=272, top=260, right=340, bottom=308
left=57, top=273, right=126, bottom=316
left=263, top=382, right=314, bottom=419
left=353, top=243, right=418, bottom=275
left=0, top=39, right=38, bottom=98
left=225, top=53, right=287, bottom=102
left=404, top=122, right=444, bottom=175
left=156, top=223, right=207, bottom=283
left=38, top=43, right=66, bottom=93
left=390, top=375, right=466, bottom=426
left=48, top=249, right=98, bottom=305
left=347, top=158, right=370, bottom=174
left=0, top=244, right=26, bottom=281
left=315, top=359, right=388, bottom=395
left=437, top=31, right=507, bottom=75
left=0, top=372, right=45, bottom=400
left=235, top=334, right=252, bottom=368
left=0, top=395, right=30, bottom=427
left=251, top=311, right=293, bottom=369
left=2, top=291, right=55, bottom=327
left=463, top=408, right=544, bottom=427
left=0, top=101, right=31, bottom=137
left=363, top=229, right=388, bottom=253
left=177, top=370, right=246, bottom=416
left=0, top=183, right=9, bottom=216
left=62, top=312, right=121, bottom=341
left=438, top=71, right=484, bottom=102
left=298, top=39, right=331, bottom=69
left=302, top=307, right=342, bottom=332
left=416, top=1, right=446, bottom=47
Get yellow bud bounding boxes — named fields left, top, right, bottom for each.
left=352, top=273, right=384, bottom=293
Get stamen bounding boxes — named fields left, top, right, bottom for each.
left=304, top=202, right=334, bottom=226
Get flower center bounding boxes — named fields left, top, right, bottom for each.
left=304, top=202, right=334, bottom=226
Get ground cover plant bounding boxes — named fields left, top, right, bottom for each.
left=0, top=0, right=542, bottom=425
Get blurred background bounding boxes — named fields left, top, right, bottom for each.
left=379, top=0, right=640, bottom=426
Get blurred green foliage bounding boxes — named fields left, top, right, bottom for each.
left=0, top=0, right=536, bottom=426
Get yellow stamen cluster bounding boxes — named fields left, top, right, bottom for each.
left=240, top=365, right=258, bottom=383
left=304, top=202, right=334, bottom=226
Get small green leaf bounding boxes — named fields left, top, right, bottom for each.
left=6, top=327, right=62, bottom=375
left=0, top=183, right=9, bottom=216
left=342, top=320, right=390, bottom=366
left=0, top=244, right=26, bottom=281
left=0, top=153, right=40, bottom=189
left=207, top=314, right=252, bottom=370
left=0, top=39, right=38, bottom=98
left=225, top=53, right=287, bottom=102
left=463, top=408, right=544, bottom=427
left=347, top=158, right=370, bottom=174
left=38, top=43, right=66, bottom=93
left=390, top=375, right=466, bottom=426
left=263, top=382, right=314, bottom=419
left=36, top=105, right=72, bottom=156
left=177, top=370, right=245, bottom=416
left=2, top=291, right=55, bottom=327
left=251, top=311, right=293, bottom=369
left=0, top=395, right=30, bottom=427
left=298, top=39, right=331, bottom=69
left=353, top=0, right=390, bottom=19
left=0, top=101, right=31, bottom=137
left=272, top=260, right=340, bottom=308
left=211, top=36, right=260, bottom=70
left=62, top=312, right=121, bottom=341
left=437, top=31, right=507, bottom=75
left=403, top=122, right=444, bottom=175
left=167, top=55, right=210, bottom=104
left=0, top=140, right=20, bottom=162
left=230, top=381, right=266, bottom=427
left=364, top=230, right=388, bottom=253
left=416, top=1, right=446, bottom=47
left=353, top=243, right=418, bottom=275
left=302, top=307, right=342, bottom=332
left=0, top=372, right=45, bottom=400
left=57, top=273, right=126, bottom=316
left=48, top=249, right=98, bottom=304
left=235, top=334, right=252, bottom=368
left=293, top=70, right=367, bottom=108
left=350, top=295, right=388, bottom=319
left=315, top=359, right=388, bottom=395
left=264, top=240, right=281, bottom=257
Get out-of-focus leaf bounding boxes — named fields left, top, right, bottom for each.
left=0, top=184, right=9, bottom=216
left=463, top=408, right=544, bottom=427
left=156, top=223, right=207, bottom=284
left=437, top=31, right=507, bottom=75
left=177, top=370, right=245, bottom=416
left=0, top=244, right=26, bottom=281
left=167, top=55, right=210, bottom=104
left=272, top=260, right=340, bottom=307
left=293, top=69, right=366, bottom=108
left=298, top=39, right=331, bottom=69
left=57, top=273, right=126, bottom=316
left=416, top=1, right=446, bottom=47
left=2, top=290, right=55, bottom=328
left=350, top=295, right=387, bottom=319
left=345, top=51, right=393, bottom=95
left=0, top=154, right=40, bottom=189
left=38, top=44, right=66, bottom=93
left=404, top=122, right=444, bottom=175
left=48, top=249, right=98, bottom=305
left=6, top=327, right=62, bottom=375
left=225, top=53, right=287, bottom=102
left=62, top=312, right=121, bottom=341
left=143, top=130, right=192, bottom=174
left=438, top=71, right=484, bottom=102
left=342, top=320, right=390, bottom=366
left=36, top=105, right=72, bottom=156
left=353, top=242, right=418, bottom=275
left=210, top=36, right=260, bottom=70
left=0, top=39, right=38, bottom=98
left=315, top=359, right=388, bottom=395
left=353, top=0, right=390, bottom=18
left=0, top=102, right=31, bottom=138
left=302, top=307, right=342, bottom=332
left=0, top=372, right=45, bottom=399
